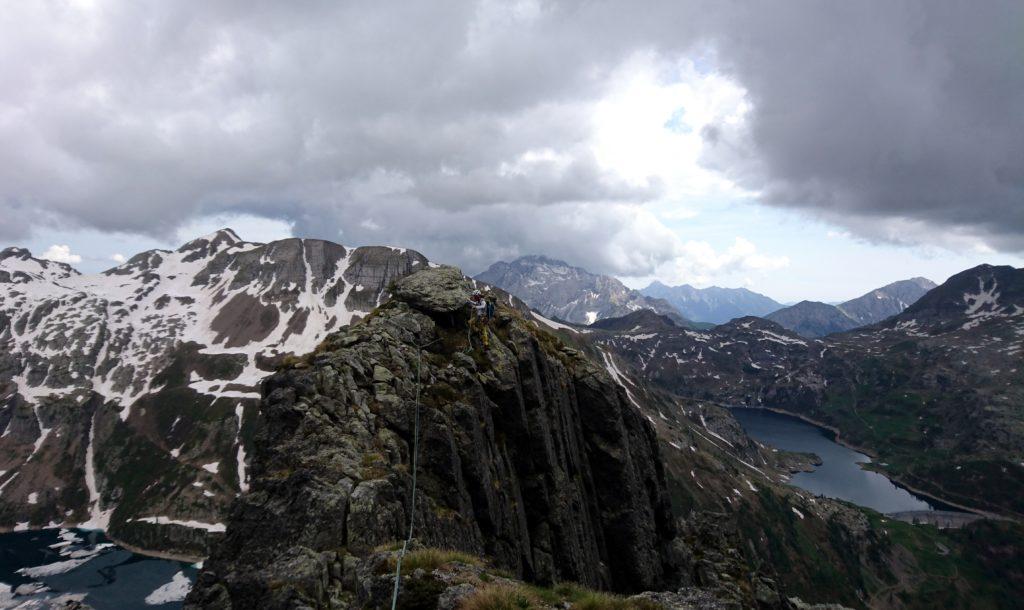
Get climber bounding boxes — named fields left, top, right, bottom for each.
left=467, top=291, right=490, bottom=348
left=485, top=293, right=496, bottom=320
left=469, top=291, right=487, bottom=318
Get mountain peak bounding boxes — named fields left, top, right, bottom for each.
left=589, top=308, right=678, bottom=331
left=476, top=255, right=688, bottom=325
left=176, top=227, right=249, bottom=260
left=0, top=246, right=81, bottom=282
left=1, top=246, right=31, bottom=259
left=515, top=254, right=572, bottom=267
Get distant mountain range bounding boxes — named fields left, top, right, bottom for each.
left=640, top=281, right=783, bottom=324
left=766, top=277, right=937, bottom=337
left=477, top=256, right=935, bottom=340
left=474, top=255, right=696, bottom=326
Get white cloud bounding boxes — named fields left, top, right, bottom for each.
left=40, top=244, right=82, bottom=264
left=623, top=236, right=789, bottom=288
left=110, top=253, right=126, bottom=263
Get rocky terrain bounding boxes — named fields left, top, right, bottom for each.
left=184, top=266, right=789, bottom=609
left=474, top=255, right=691, bottom=327
left=597, top=264, right=1024, bottom=518
left=641, top=282, right=783, bottom=325
left=0, top=230, right=429, bottom=556
left=186, top=265, right=1024, bottom=609
left=765, top=278, right=936, bottom=338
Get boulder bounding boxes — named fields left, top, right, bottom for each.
left=392, top=266, right=471, bottom=314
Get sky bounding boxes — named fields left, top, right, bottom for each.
left=2, top=0, right=1023, bottom=303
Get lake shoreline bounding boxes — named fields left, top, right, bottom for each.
left=106, top=533, right=205, bottom=564
left=729, top=406, right=998, bottom=518
left=0, top=524, right=205, bottom=564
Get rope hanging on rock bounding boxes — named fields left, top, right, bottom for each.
left=390, top=338, right=438, bottom=610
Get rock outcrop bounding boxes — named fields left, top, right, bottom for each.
left=187, top=266, right=685, bottom=608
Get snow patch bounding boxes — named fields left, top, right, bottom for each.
left=531, top=311, right=578, bottom=333
left=145, top=571, right=192, bottom=605
left=132, top=516, right=226, bottom=532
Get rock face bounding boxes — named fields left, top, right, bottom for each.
left=0, top=230, right=429, bottom=556
left=474, top=255, right=689, bottom=326
left=641, top=282, right=783, bottom=325
left=187, top=266, right=684, bottom=608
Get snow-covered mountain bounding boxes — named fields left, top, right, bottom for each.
left=765, top=277, right=936, bottom=337
left=474, top=255, right=690, bottom=326
left=0, top=229, right=429, bottom=556
left=640, top=281, right=783, bottom=324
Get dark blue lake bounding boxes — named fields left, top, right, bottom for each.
left=0, top=528, right=197, bottom=609
left=730, top=407, right=941, bottom=514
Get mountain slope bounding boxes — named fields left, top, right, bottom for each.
left=0, top=230, right=429, bottom=556
left=474, top=255, right=688, bottom=326
left=765, top=278, right=937, bottom=338
left=836, top=277, right=937, bottom=325
left=765, top=300, right=861, bottom=338
left=641, top=281, right=783, bottom=324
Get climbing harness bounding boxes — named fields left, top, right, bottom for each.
left=390, top=338, right=440, bottom=610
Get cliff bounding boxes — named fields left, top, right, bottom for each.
left=187, top=266, right=686, bottom=608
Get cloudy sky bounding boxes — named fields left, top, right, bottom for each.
left=3, top=0, right=1023, bottom=302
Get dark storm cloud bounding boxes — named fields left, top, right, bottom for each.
left=698, top=1, right=1024, bottom=248
left=1, top=0, right=1021, bottom=269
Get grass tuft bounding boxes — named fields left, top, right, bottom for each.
left=388, top=547, right=485, bottom=572
left=459, top=584, right=540, bottom=610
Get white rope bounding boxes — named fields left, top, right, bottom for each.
left=390, top=338, right=438, bottom=610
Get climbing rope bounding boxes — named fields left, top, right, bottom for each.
left=390, top=338, right=439, bottom=610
